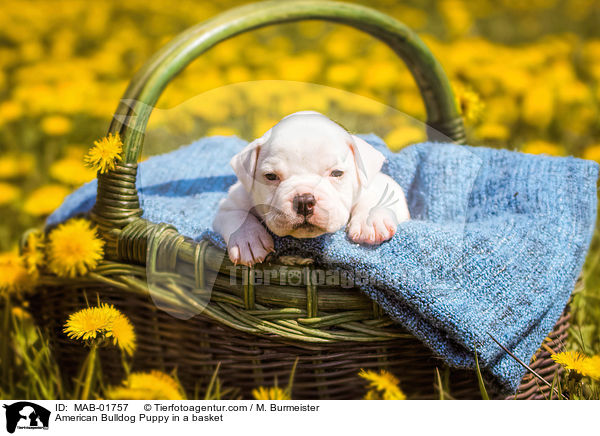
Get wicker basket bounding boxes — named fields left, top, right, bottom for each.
left=30, top=0, right=569, bottom=399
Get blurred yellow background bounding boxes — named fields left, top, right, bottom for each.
left=1, top=0, right=599, bottom=253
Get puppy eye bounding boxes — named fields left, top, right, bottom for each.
left=264, top=173, right=279, bottom=181
left=330, top=170, right=344, bottom=178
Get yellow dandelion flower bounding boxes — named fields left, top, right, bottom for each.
left=522, top=84, right=554, bottom=129
left=64, top=303, right=135, bottom=354
left=326, top=63, right=360, bottom=87
left=364, top=389, right=384, bottom=400
left=551, top=351, right=588, bottom=374
left=276, top=53, right=323, bottom=83
left=0, top=251, right=32, bottom=296
left=41, top=115, right=72, bottom=136
left=363, top=60, right=400, bottom=90
left=0, top=156, right=20, bottom=179
left=50, top=158, right=96, bottom=186
left=454, top=82, right=485, bottom=125
left=0, top=100, right=23, bottom=124
left=0, top=182, right=20, bottom=206
left=581, top=356, right=600, bottom=380
left=476, top=123, right=510, bottom=142
left=557, top=80, right=589, bottom=106
left=552, top=352, right=600, bottom=380
left=84, top=133, right=123, bottom=174
left=398, top=90, right=426, bottom=119
left=359, top=369, right=399, bottom=391
left=22, top=230, right=45, bottom=279
left=583, top=144, right=600, bottom=162
left=106, top=311, right=136, bottom=356
left=439, top=0, right=472, bottom=38
left=359, top=369, right=406, bottom=400
left=23, top=184, right=70, bottom=217
left=384, top=125, right=427, bottom=151
left=105, top=371, right=184, bottom=400
left=64, top=304, right=117, bottom=342
left=226, top=65, right=252, bottom=83
left=252, top=386, right=291, bottom=400
left=0, top=153, right=34, bottom=179
left=521, top=140, right=565, bottom=156
left=47, top=218, right=104, bottom=278
left=324, top=30, right=355, bottom=60
left=12, top=306, right=33, bottom=321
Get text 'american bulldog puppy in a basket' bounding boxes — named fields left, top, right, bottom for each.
left=213, top=111, right=410, bottom=266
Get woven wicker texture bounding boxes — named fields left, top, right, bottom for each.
left=30, top=257, right=570, bottom=399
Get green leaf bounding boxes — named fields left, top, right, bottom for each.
left=435, top=367, right=445, bottom=400
left=474, top=349, right=489, bottom=400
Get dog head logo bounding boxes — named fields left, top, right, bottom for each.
left=2, top=402, right=50, bottom=433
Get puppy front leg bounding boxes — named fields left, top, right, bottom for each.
left=213, top=182, right=274, bottom=266
left=347, top=174, right=410, bottom=245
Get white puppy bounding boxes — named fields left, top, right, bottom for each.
left=213, top=111, right=410, bottom=266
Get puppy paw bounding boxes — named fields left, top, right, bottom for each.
left=227, top=225, right=274, bottom=266
left=347, top=208, right=397, bottom=245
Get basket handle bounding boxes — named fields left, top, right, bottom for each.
left=109, top=0, right=464, bottom=163
left=94, top=0, right=465, bottom=238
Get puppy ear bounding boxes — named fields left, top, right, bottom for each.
left=349, top=135, right=385, bottom=186
left=230, top=130, right=271, bottom=191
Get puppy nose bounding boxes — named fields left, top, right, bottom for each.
left=293, top=193, right=316, bottom=217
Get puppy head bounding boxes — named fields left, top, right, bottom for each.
left=230, top=111, right=385, bottom=238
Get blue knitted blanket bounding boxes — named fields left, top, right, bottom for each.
left=47, top=135, right=598, bottom=393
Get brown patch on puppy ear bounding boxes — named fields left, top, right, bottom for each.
left=230, top=130, right=271, bottom=191
left=349, top=135, right=385, bottom=187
